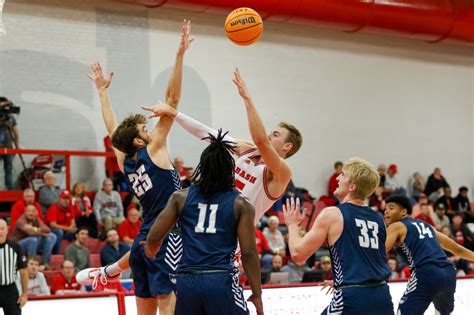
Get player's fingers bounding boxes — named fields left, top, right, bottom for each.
left=290, top=197, right=295, bottom=211
left=109, top=72, right=114, bottom=81
left=296, top=197, right=300, bottom=210
left=87, top=74, right=94, bottom=80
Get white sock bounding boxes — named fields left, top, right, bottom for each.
left=104, top=262, right=122, bottom=277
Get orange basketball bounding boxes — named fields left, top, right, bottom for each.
left=225, top=7, right=263, bottom=46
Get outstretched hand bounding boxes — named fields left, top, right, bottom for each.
left=283, top=197, right=306, bottom=226
left=177, top=19, right=194, bottom=55
left=87, top=62, right=114, bottom=91
left=141, top=103, right=177, bottom=119
left=232, top=68, right=251, bottom=100
left=320, top=280, right=335, bottom=295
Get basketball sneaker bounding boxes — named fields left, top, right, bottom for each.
left=76, top=266, right=121, bottom=289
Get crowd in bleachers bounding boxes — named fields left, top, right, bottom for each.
left=2, top=156, right=473, bottom=296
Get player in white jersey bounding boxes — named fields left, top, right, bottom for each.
left=78, top=68, right=302, bottom=288
left=143, top=68, right=303, bottom=221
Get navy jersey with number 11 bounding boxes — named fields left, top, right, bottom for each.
left=178, top=185, right=240, bottom=272
left=124, top=146, right=182, bottom=232
left=330, top=203, right=391, bottom=287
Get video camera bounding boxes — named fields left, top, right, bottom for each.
left=0, top=97, right=20, bottom=116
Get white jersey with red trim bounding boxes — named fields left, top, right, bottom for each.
left=234, top=148, right=281, bottom=224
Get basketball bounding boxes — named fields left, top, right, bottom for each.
left=225, top=7, right=263, bottom=46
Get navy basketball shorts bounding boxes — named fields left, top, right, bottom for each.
left=322, top=283, right=394, bottom=315
left=175, top=272, right=249, bottom=315
left=398, top=264, right=456, bottom=315
left=129, top=231, right=183, bottom=298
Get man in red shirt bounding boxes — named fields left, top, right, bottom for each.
left=51, top=260, right=84, bottom=295
left=10, top=188, right=44, bottom=232
left=46, top=190, right=79, bottom=254
left=414, top=203, right=435, bottom=226
left=328, top=161, right=343, bottom=198
left=117, top=205, right=142, bottom=245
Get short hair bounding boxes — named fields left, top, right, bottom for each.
left=459, top=186, right=468, bottom=193
left=268, top=216, right=279, bottom=225
left=75, top=226, right=89, bottom=235
left=385, top=195, right=413, bottom=215
left=279, top=122, right=302, bottom=158
left=334, top=161, right=343, bottom=169
left=28, top=256, right=41, bottom=264
left=43, top=171, right=55, bottom=179
left=111, top=114, right=147, bottom=156
left=103, top=178, right=113, bottom=186
left=343, top=158, right=379, bottom=200
left=105, top=228, right=118, bottom=236
left=61, top=259, right=74, bottom=269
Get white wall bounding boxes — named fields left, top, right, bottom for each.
left=0, top=0, right=473, bottom=196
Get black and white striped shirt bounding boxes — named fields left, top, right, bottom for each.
left=0, top=240, right=26, bottom=286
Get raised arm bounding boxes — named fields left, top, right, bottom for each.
left=141, top=103, right=253, bottom=154
left=284, top=198, right=332, bottom=265
left=435, top=230, right=474, bottom=261
left=144, top=190, right=187, bottom=258
left=88, top=62, right=126, bottom=172
left=147, top=20, right=192, bottom=160
left=235, top=195, right=263, bottom=315
left=232, top=68, right=291, bottom=192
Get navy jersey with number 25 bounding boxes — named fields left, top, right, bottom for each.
left=124, top=146, right=181, bottom=232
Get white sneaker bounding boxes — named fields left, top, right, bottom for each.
left=76, top=267, right=121, bottom=289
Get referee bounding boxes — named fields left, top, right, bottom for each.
left=0, top=218, right=28, bottom=315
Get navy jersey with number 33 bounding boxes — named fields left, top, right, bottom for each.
left=124, top=147, right=182, bottom=232
left=330, top=203, right=391, bottom=287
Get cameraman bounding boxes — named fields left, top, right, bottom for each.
left=0, top=97, right=20, bottom=190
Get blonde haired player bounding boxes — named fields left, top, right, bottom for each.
left=283, top=158, right=394, bottom=315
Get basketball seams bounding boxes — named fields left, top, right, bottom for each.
left=226, top=23, right=263, bottom=34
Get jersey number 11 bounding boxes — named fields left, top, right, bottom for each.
left=195, top=203, right=219, bottom=234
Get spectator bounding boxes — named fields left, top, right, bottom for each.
left=369, top=186, right=386, bottom=214
left=93, top=178, right=124, bottom=231
left=411, top=172, right=425, bottom=201
left=0, top=96, right=19, bottom=190
left=46, top=190, right=78, bottom=254
left=104, top=135, right=126, bottom=190
left=173, top=156, right=187, bottom=180
left=411, top=193, right=434, bottom=218
left=71, top=181, right=98, bottom=238
left=263, top=216, right=286, bottom=257
left=100, top=228, right=130, bottom=266
left=450, top=212, right=474, bottom=250
left=384, top=164, right=406, bottom=196
left=281, top=259, right=311, bottom=283
left=435, top=186, right=454, bottom=213
left=0, top=218, right=28, bottom=313
left=181, top=167, right=195, bottom=189
left=319, top=256, right=333, bottom=280
left=453, top=186, right=473, bottom=222
left=9, top=188, right=45, bottom=232
left=388, top=257, right=400, bottom=279
left=441, top=226, right=471, bottom=275
left=38, top=171, right=60, bottom=215
left=424, top=167, right=449, bottom=201
left=64, top=227, right=90, bottom=273
left=431, top=203, right=450, bottom=231
left=270, top=255, right=283, bottom=272
left=16, top=256, right=50, bottom=296
left=414, top=204, right=435, bottom=226
left=377, top=164, right=386, bottom=187
left=117, top=206, right=142, bottom=245
left=255, top=228, right=272, bottom=270
left=10, top=204, right=56, bottom=266
left=328, top=161, right=343, bottom=198
left=51, top=260, right=85, bottom=295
